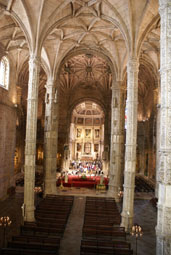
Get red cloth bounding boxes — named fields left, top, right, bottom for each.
left=57, top=175, right=108, bottom=188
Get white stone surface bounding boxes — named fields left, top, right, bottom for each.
left=108, top=81, right=124, bottom=201
left=24, top=56, right=40, bottom=222
left=44, top=79, right=58, bottom=195
left=121, top=58, right=139, bottom=231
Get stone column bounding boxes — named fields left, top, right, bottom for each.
left=44, top=79, right=58, bottom=195
left=156, top=1, right=171, bottom=254
left=147, top=116, right=155, bottom=179
left=155, top=104, right=161, bottom=198
left=70, top=122, right=75, bottom=160
left=24, top=55, right=40, bottom=222
left=154, top=85, right=160, bottom=197
left=108, top=81, right=124, bottom=201
left=121, top=58, right=139, bottom=231
left=120, top=92, right=126, bottom=183
left=137, top=121, right=145, bottom=175
left=102, top=104, right=110, bottom=174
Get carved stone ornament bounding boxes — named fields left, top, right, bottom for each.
left=164, top=207, right=171, bottom=234
left=113, top=120, right=117, bottom=127
left=161, top=127, right=165, bottom=147
left=167, top=131, right=171, bottom=144
left=163, top=244, right=171, bottom=255
left=166, top=154, right=171, bottom=165
left=165, top=169, right=171, bottom=184
left=112, top=150, right=116, bottom=164
left=159, top=155, right=165, bottom=182
left=113, top=98, right=118, bottom=108
left=158, top=171, right=164, bottom=182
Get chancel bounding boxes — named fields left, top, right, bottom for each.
left=0, top=1, right=170, bottom=255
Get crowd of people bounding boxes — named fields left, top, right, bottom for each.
left=65, top=160, right=104, bottom=176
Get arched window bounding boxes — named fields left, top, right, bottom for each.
left=0, top=56, right=9, bottom=89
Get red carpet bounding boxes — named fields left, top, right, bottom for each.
left=57, top=176, right=109, bottom=188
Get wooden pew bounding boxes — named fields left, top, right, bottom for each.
left=84, top=218, right=121, bottom=226
left=82, top=229, right=126, bottom=240
left=21, top=225, right=63, bottom=237
left=12, top=235, right=60, bottom=246
left=0, top=248, right=57, bottom=255
left=1, top=195, right=74, bottom=255
left=35, top=215, right=67, bottom=224
left=80, top=245, right=133, bottom=254
left=81, top=239, right=131, bottom=249
left=80, top=196, right=133, bottom=255
left=23, top=221, right=65, bottom=232
left=82, top=226, right=126, bottom=240
left=8, top=241, right=59, bottom=252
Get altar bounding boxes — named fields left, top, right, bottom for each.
left=57, top=175, right=109, bottom=189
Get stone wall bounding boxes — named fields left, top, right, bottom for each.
left=0, top=87, right=17, bottom=200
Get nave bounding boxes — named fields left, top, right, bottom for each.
left=0, top=187, right=156, bottom=255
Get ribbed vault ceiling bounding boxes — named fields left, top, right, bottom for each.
left=0, top=0, right=160, bottom=120
left=59, top=54, right=112, bottom=94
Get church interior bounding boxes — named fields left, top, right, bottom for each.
left=0, top=0, right=170, bottom=254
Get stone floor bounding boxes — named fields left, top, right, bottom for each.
left=59, top=196, right=86, bottom=255
left=0, top=186, right=157, bottom=255
left=127, top=199, right=156, bottom=255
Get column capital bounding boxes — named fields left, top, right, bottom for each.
left=45, top=78, right=58, bottom=90
left=45, top=80, right=54, bottom=89
left=127, top=58, right=139, bottom=72
left=111, top=80, right=124, bottom=91
left=29, top=55, right=41, bottom=66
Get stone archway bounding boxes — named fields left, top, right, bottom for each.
left=62, top=100, right=108, bottom=174
left=57, top=52, right=113, bottom=173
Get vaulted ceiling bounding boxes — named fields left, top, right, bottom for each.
left=59, top=54, right=112, bottom=94
left=0, top=0, right=160, bottom=121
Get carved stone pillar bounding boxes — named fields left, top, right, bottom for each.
left=102, top=107, right=110, bottom=175
left=137, top=121, right=145, bottom=175
left=121, top=58, right=139, bottom=231
left=155, top=104, right=161, bottom=198
left=156, top=1, right=171, bottom=254
left=108, top=81, right=124, bottom=201
left=70, top=122, right=75, bottom=160
left=138, top=123, right=145, bottom=175
left=44, top=79, right=58, bottom=195
left=155, top=85, right=160, bottom=197
left=24, top=56, right=40, bottom=222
